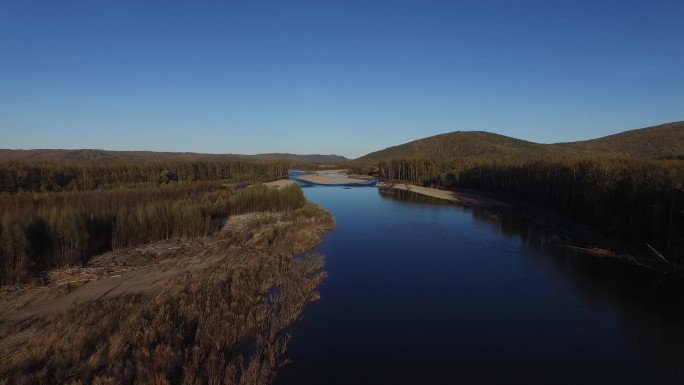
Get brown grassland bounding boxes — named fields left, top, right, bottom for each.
left=0, top=187, right=334, bottom=385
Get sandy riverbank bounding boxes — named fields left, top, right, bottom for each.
left=305, top=169, right=349, bottom=174
left=378, top=182, right=513, bottom=210
left=296, top=174, right=372, bottom=185
left=264, top=170, right=372, bottom=187
left=379, top=182, right=682, bottom=274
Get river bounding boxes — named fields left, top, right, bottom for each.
left=276, top=185, right=684, bottom=385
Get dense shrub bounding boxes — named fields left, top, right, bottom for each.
left=0, top=163, right=304, bottom=285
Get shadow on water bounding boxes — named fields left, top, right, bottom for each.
left=379, top=187, right=684, bottom=379
left=276, top=186, right=684, bottom=385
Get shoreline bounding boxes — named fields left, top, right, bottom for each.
left=0, top=204, right=335, bottom=383
left=266, top=173, right=680, bottom=277
left=377, top=182, right=513, bottom=210
left=288, top=170, right=377, bottom=186
left=378, top=181, right=681, bottom=277
left=0, top=209, right=334, bottom=324
left=295, top=174, right=372, bottom=185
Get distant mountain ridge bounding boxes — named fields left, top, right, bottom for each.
left=356, top=131, right=582, bottom=162
left=357, top=121, right=684, bottom=162
left=554, top=121, right=684, bottom=159
left=0, top=149, right=348, bottom=163
left=3, top=121, right=681, bottom=164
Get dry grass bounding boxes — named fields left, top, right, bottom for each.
left=0, top=203, right=334, bottom=385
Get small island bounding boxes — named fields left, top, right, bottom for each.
left=290, top=170, right=378, bottom=186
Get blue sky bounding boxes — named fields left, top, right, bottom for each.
left=1, top=0, right=682, bottom=158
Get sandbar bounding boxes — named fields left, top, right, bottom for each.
left=377, top=182, right=513, bottom=210
left=295, top=174, right=371, bottom=185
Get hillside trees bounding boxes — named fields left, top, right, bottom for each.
left=378, top=157, right=684, bottom=262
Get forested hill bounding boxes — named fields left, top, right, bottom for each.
left=356, top=121, right=684, bottom=161
left=0, top=149, right=348, bottom=163
left=356, top=131, right=583, bottom=162
left=555, top=121, right=684, bottom=159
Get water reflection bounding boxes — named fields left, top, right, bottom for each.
left=276, top=186, right=684, bottom=385
left=377, top=187, right=684, bottom=379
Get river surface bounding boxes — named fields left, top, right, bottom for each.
left=276, top=185, right=684, bottom=385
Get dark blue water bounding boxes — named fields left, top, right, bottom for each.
left=276, top=186, right=684, bottom=385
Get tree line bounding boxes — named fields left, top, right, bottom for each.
left=0, top=159, right=291, bottom=193
left=0, top=161, right=306, bottom=285
left=377, top=157, right=684, bottom=263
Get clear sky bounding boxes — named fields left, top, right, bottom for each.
left=1, top=0, right=683, bottom=158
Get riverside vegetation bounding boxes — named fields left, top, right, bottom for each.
left=1, top=121, right=683, bottom=383
left=370, top=157, right=684, bottom=266
left=352, top=122, right=684, bottom=269
left=0, top=159, right=294, bottom=285
left=0, top=159, right=335, bottom=385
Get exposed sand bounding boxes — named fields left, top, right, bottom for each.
left=0, top=211, right=332, bottom=325
left=306, top=169, right=348, bottom=174
left=377, top=182, right=513, bottom=210
left=263, top=179, right=297, bottom=189
left=296, top=174, right=371, bottom=185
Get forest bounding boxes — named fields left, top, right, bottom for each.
left=372, top=156, right=684, bottom=264
left=0, top=159, right=291, bottom=193
left=357, top=122, right=684, bottom=162
left=0, top=160, right=300, bottom=285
